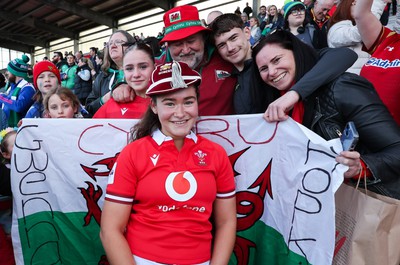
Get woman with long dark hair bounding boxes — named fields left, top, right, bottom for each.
left=252, top=29, right=400, bottom=199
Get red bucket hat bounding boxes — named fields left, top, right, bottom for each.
left=160, top=5, right=210, bottom=44
left=33, top=61, right=61, bottom=89
left=146, top=61, right=201, bottom=96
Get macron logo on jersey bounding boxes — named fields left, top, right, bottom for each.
left=165, top=171, right=197, bottom=202
left=150, top=154, right=159, bottom=166
left=121, top=108, right=128, bottom=116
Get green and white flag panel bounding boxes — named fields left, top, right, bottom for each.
left=11, top=116, right=344, bottom=264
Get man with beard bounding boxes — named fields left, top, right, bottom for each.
left=257, top=5, right=267, bottom=24
left=113, top=5, right=236, bottom=116
left=52, top=51, right=66, bottom=70
left=0, top=55, right=35, bottom=127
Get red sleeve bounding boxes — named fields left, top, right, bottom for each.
left=352, top=159, right=372, bottom=180
left=105, top=144, right=138, bottom=204
left=214, top=144, right=236, bottom=199
left=362, top=26, right=389, bottom=54
left=92, top=102, right=108, bottom=118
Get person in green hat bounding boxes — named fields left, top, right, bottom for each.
left=0, top=55, right=35, bottom=127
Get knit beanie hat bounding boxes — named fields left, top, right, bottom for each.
left=283, top=1, right=306, bottom=20
left=33, top=61, right=61, bottom=89
left=7, top=54, right=30, bottom=79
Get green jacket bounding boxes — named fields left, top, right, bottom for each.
left=61, top=64, right=78, bottom=89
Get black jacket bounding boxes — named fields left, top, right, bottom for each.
left=74, top=64, right=92, bottom=103
left=303, top=73, right=400, bottom=199
left=232, top=59, right=257, bottom=114
left=305, top=5, right=330, bottom=49
left=85, top=71, right=114, bottom=117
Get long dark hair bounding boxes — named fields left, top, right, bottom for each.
left=130, top=99, right=160, bottom=142
left=123, top=42, right=155, bottom=64
left=251, top=30, right=318, bottom=112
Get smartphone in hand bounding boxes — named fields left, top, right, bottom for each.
left=340, top=121, right=359, bottom=151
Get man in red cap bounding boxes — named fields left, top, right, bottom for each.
left=114, top=5, right=237, bottom=116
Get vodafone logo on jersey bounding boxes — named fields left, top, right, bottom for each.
left=165, top=171, right=197, bottom=202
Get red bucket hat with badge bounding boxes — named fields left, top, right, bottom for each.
left=146, top=61, right=201, bottom=96
left=160, top=5, right=210, bottom=44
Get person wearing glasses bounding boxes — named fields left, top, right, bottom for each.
left=252, top=29, right=400, bottom=199
left=113, top=5, right=237, bottom=116
left=283, top=2, right=315, bottom=48
left=211, top=13, right=356, bottom=115
left=85, top=30, right=135, bottom=116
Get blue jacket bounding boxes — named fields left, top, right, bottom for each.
left=0, top=79, right=35, bottom=126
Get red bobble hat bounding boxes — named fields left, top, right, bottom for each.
left=33, top=61, right=61, bottom=89
left=160, top=5, right=210, bottom=44
left=146, top=61, right=201, bottom=96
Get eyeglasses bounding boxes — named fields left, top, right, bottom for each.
left=105, top=39, right=126, bottom=47
left=291, top=9, right=305, bottom=16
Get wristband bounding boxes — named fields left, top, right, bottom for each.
left=99, top=96, right=104, bottom=106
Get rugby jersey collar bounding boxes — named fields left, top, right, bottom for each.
left=152, top=128, right=198, bottom=146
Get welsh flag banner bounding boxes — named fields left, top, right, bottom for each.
left=11, top=115, right=345, bottom=265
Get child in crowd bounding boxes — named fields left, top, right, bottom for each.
left=93, top=43, right=154, bottom=119
left=25, top=61, right=61, bottom=118
left=43, top=87, right=81, bottom=118
left=0, top=127, right=18, bottom=265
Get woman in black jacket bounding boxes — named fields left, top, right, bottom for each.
left=252, top=29, right=400, bottom=199
left=74, top=57, right=93, bottom=105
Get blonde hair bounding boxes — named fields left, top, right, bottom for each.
left=80, top=57, right=94, bottom=70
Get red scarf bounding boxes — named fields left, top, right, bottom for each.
left=280, top=90, right=304, bottom=124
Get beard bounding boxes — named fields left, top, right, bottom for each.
left=7, top=74, right=16, bottom=84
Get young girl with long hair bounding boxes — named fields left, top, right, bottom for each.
left=93, top=43, right=154, bottom=119
left=44, top=87, right=81, bottom=118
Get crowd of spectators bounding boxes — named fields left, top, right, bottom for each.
left=0, top=0, right=399, bottom=264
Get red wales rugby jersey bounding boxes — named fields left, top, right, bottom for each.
left=105, top=129, right=235, bottom=265
left=361, top=27, right=400, bottom=125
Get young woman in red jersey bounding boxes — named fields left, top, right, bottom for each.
left=100, top=61, right=236, bottom=265
left=93, top=43, right=154, bottom=119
